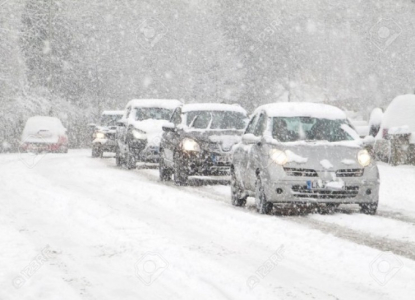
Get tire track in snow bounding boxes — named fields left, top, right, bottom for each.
left=105, top=159, right=415, bottom=261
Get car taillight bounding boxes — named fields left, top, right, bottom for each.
left=382, top=128, right=388, bottom=138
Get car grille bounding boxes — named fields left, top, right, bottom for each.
left=284, top=168, right=318, bottom=177
left=106, top=133, right=116, bottom=140
left=291, top=185, right=359, bottom=199
left=335, top=169, right=364, bottom=177
left=208, top=143, right=220, bottom=151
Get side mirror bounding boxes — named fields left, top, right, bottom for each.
left=116, top=120, right=125, bottom=127
left=162, top=122, right=176, bottom=133
left=242, top=134, right=259, bottom=144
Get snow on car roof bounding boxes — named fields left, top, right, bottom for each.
left=126, top=99, right=182, bottom=109
left=182, top=103, right=247, bottom=115
left=254, top=102, right=347, bottom=120
left=24, top=116, right=64, bottom=127
left=102, top=110, right=124, bottom=115
left=379, top=94, right=415, bottom=131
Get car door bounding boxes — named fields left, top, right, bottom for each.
left=246, top=112, right=267, bottom=190
left=163, top=107, right=182, bottom=166
left=236, top=113, right=259, bottom=190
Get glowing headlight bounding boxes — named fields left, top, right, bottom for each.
left=132, top=129, right=147, bottom=140
left=269, top=149, right=288, bottom=165
left=358, top=149, right=371, bottom=167
left=182, top=138, right=200, bottom=152
left=96, top=132, right=105, bottom=139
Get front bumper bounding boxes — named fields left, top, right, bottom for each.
left=93, top=138, right=117, bottom=152
left=264, top=177, right=379, bottom=205
left=180, top=151, right=232, bottom=176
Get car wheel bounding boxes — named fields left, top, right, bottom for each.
left=326, top=203, right=340, bottom=212
left=359, top=203, right=378, bottom=215
left=126, top=149, right=136, bottom=170
left=231, top=168, right=247, bottom=207
left=255, top=177, right=273, bottom=215
left=173, top=153, right=188, bottom=186
left=159, top=151, right=172, bottom=181
left=115, top=148, right=123, bottom=167
left=92, top=145, right=100, bottom=158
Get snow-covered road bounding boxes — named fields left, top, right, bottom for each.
left=1, top=150, right=414, bottom=300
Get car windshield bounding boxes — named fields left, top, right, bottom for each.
left=186, top=111, right=247, bottom=130
left=135, top=108, right=173, bottom=121
left=272, top=117, right=355, bottom=142
left=100, top=114, right=123, bottom=126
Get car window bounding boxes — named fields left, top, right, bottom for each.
left=253, top=113, right=266, bottom=136
left=186, top=111, right=247, bottom=130
left=245, top=114, right=259, bottom=134
left=272, top=117, right=354, bottom=142
left=135, top=107, right=173, bottom=121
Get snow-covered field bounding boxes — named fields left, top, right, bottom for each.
left=1, top=150, right=414, bottom=300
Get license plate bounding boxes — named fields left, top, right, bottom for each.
left=307, top=180, right=345, bottom=190
left=212, top=154, right=231, bottom=163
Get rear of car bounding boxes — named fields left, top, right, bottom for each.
left=92, top=111, right=124, bottom=157
left=21, top=116, right=68, bottom=153
left=159, top=103, right=248, bottom=185
left=374, top=95, right=415, bottom=165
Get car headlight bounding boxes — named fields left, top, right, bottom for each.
left=95, top=132, right=105, bottom=139
left=182, top=138, right=200, bottom=152
left=358, top=149, right=371, bottom=167
left=132, top=129, right=147, bottom=140
left=269, top=149, right=288, bottom=165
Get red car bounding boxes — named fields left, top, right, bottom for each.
left=20, top=116, right=68, bottom=153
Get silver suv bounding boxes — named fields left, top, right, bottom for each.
left=231, top=102, right=379, bottom=215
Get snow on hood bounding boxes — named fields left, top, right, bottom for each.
left=21, top=116, right=65, bottom=144
left=132, top=119, right=170, bottom=146
left=278, top=143, right=362, bottom=170
left=209, top=135, right=242, bottom=151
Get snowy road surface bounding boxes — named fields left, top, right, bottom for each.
left=1, top=150, right=414, bottom=300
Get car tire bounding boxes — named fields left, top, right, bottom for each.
left=159, top=151, right=172, bottom=181
left=115, top=148, right=122, bottom=167
left=126, top=151, right=136, bottom=170
left=359, top=203, right=378, bottom=215
left=326, top=203, right=340, bottom=212
left=173, top=152, right=188, bottom=186
left=255, top=177, right=273, bottom=215
left=92, top=145, right=101, bottom=158
left=231, top=168, right=247, bottom=207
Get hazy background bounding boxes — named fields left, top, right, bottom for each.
left=1, top=0, right=415, bottom=149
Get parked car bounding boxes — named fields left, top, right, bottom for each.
left=91, top=110, right=124, bottom=158
left=20, top=116, right=68, bottom=153
left=368, top=108, right=383, bottom=137
left=231, top=102, right=379, bottom=215
left=116, top=99, right=182, bottom=169
left=159, top=103, right=248, bottom=185
left=374, top=95, right=415, bottom=165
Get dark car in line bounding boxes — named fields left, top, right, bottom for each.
left=159, top=103, right=248, bottom=185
